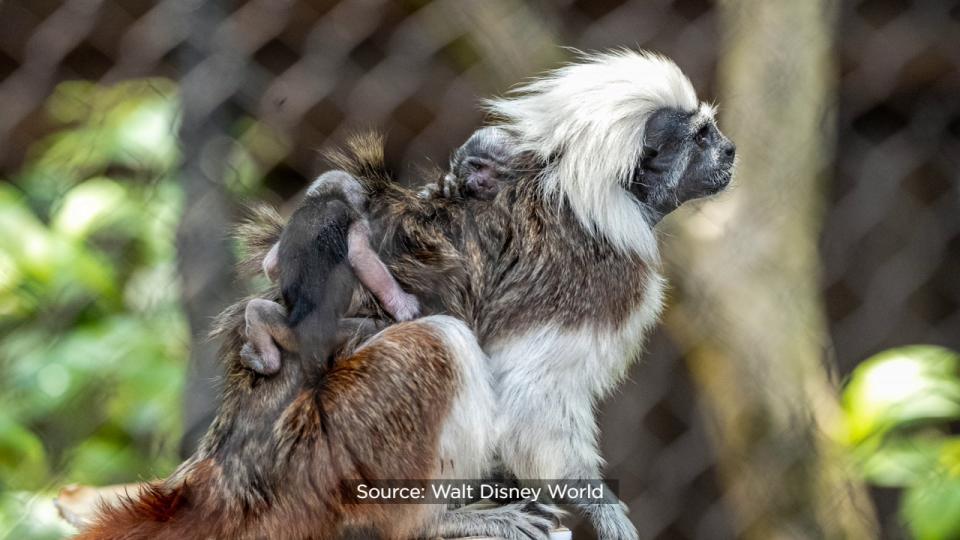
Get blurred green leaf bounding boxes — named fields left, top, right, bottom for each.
left=64, top=437, right=143, bottom=487
left=0, top=75, right=277, bottom=538
left=840, top=347, right=960, bottom=538
left=51, top=178, right=129, bottom=240
left=902, top=472, right=960, bottom=540
left=856, top=437, right=942, bottom=487
left=841, top=345, right=960, bottom=445
left=0, top=414, right=48, bottom=490
left=46, top=80, right=97, bottom=124
left=112, top=96, right=179, bottom=170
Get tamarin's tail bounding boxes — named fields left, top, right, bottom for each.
left=72, top=481, right=191, bottom=540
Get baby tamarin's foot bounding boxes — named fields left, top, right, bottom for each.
left=240, top=342, right=280, bottom=376
left=241, top=298, right=296, bottom=375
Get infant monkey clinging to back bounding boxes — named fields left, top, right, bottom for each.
left=241, top=170, right=419, bottom=375
left=422, top=126, right=519, bottom=201
left=241, top=126, right=519, bottom=375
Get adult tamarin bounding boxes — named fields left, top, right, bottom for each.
left=78, top=50, right=734, bottom=539
left=343, top=50, right=735, bottom=539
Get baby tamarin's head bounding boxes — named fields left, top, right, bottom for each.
left=443, top=126, right=519, bottom=201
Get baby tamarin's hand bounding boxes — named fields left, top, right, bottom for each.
left=385, top=291, right=420, bottom=321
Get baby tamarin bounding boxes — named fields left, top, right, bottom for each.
left=241, top=171, right=419, bottom=375
left=421, top=126, right=518, bottom=200
left=243, top=127, right=519, bottom=374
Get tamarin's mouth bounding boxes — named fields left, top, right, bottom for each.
left=707, top=169, right=733, bottom=194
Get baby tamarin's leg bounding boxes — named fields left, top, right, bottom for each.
left=241, top=297, right=388, bottom=374
left=347, top=219, right=420, bottom=321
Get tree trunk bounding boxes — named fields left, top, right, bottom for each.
left=661, top=1, right=877, bottom=538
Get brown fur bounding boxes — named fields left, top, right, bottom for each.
left=80, top=132, right=654, bottom=539
left=77, top=321, right=458, bottom=540
left=235, top=204, right=286, bottom=281
left=327, top=134, right=654, bottom=343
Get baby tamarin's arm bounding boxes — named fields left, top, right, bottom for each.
left=347, top=219, right=420, bottom=321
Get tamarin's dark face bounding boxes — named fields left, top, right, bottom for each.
left=450, top=127, right=518, bottom=200
left=630, top=107, right=736, bottom=221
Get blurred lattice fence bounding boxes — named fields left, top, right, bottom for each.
left=0, top=0, right=957, bottom=539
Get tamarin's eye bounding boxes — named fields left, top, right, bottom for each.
left=695, top=125, right=710, bottom=146
left=640, top=147, right=665, bottom=173
left=464, top=158, right=485, bottom=171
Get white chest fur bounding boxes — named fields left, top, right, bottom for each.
left=486, top=271, right=666, bottom=399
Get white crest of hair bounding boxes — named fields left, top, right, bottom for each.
left=485, top=49, right=701, bottom=261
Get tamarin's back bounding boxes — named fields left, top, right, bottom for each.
left=278, top=197, right=357, bottom=365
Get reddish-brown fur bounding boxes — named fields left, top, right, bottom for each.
left=76, top=322, right=458, bottom=540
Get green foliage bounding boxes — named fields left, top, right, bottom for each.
left=0, top=77, right=283, bottom=536
left=0, top=79, right=187, bottom=500
left=840, top=345, right=960, bottom=539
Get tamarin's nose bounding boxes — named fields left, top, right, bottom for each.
left=723, top=141, right=736, bottom=159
